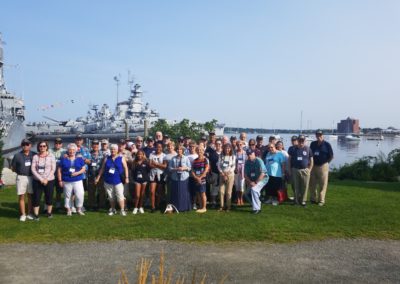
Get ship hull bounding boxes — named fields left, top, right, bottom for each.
left=1, top=120, right=26, bottom=155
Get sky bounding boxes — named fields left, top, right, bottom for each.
left=1, top=0, right=400, bottom=129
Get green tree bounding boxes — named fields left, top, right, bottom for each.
left=150, top=118, right=218, bottom=142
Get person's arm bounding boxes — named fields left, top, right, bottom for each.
left=57, top=164, right=63, bottom=187
left=122, top=157, right=129, bottom=184
left=308, top=157, right=314, bottom=171
left=72, top=159, right=86, bottom=176
left=31, top=155, right=43, bottom=182
left=327, top=144, right=334, bottom=163
left=95, top=158, right=106, bottom=184
left=229, top=156, right=236, bottom=174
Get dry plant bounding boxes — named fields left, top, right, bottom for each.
left=117, top=250, right=227, bottom=284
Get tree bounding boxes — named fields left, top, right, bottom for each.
left=150, top=119, right=218, bottom=142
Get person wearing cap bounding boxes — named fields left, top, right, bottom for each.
left=31, top=140, right=56, bottom=220
left=244, top=148, right=269, bottom=214
left=87, top=139, right=105, bottom=210
left=100, top=139, right=110, bottom=157
left=234, top=140, right=247, bottom=205
left=11, top=139, right=36, bottom=221
left=248, top=139, right=261, bottom=158
left=288, top=135, right=313, bottom=206
left=309, top=130, right=334, bottom=206
left=256, top=135, right=268, bottom=160
left=118, top=139, right=134, bottom=210
left=207, top=139, right=223, bottom=208
left=143, top=137, right=156, bottom=158
left=50, top=137, right=66, bottom=209
left=207, top=131, right=216, bottom=149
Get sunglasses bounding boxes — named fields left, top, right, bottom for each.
left=39, top=145, right=47, bottom=148
left=22, top=143, right=30, bottom=146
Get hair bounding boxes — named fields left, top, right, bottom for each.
left=110, top=144, right=118, bottom=150
left=167, top=141, right=175, bottom=148
left=67, top=143, right=77, bottom=151
left=275, top=140, right=284, bottom=148
left=248, top=138, right=256, bottom=146
left=176, top=145, right=185, bottom=153
left=189, top=141, right=197, bottom=147
left=135, top=136, right=143, bottom=142
left=134, top=149, right=147, bottom=164
left=222, top=143, right=233, bottom=156
left=36, top=140, right=49, bottom=152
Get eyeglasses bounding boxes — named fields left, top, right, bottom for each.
left=249, top=144, right=255, bottom=146
left=39, top=145, right=47, bottom=148
left=55, top=142, right=62, bottom=144
left=22, top=143, right=30, bottom=146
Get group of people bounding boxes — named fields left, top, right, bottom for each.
left=11, top=129, right=333, bottom=221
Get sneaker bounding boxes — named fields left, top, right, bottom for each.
left=263, top=198, right=273, bottom=205
left=19, top=215, right=27, bottom=222
left=33, top=215, right=40, bottom=221
left=252, top=210, right=261, bottom=214
left=132, top=208, right=138, bottom=215
left=77, top=211, right=85, bottom=216
left=310, top=200, right=318, bottom=205
left=108, top=208, right=116, bottom=216
left=196, top=208, right=207, bottom=213
left=71, top=207, right=77, bottom=213
left=193, top=203, right=197, bottom=210
left=139, top=207, right=145, bottom=214
left=301, top=202, right=307, bottom=207
left=272, top=200, right=279, bottom=206
left=26, top=214, right=35, bottom=220
left=47, top=213, right=53, bottom=219
left=318, top=202, right=325, bottom=207
left=67, top=211, right=72, bottom=216
left=121, top=210, right=127, bottom=216
left=81, top=206, right=86, bottom=213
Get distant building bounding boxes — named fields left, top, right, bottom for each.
left=337, top=117, right=360, bottom=134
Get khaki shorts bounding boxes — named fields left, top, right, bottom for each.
left=104, top=182, right=125, bottom=202
left=16, top=175, right=33, bottom=195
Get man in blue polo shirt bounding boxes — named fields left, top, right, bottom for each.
left=309, top=130, right=334, bottom=206
left=288, top=135, right=313, bottom=206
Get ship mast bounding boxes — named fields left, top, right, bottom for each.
left=0, top=32, right=5, bottom=93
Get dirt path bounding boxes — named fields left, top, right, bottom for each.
left=0, top=239, right=399, bottom=283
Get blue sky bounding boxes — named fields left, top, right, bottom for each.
left=1, top=0, right=400, bottom=129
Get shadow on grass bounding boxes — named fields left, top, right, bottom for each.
left=0, top=206, right=19, bottom=219
left=330, top=180, right=400, bottom=193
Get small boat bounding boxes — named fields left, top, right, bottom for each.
left=345, top=134, right=361, bottom=141
left=366, top=135, right=384, bottom=141
left=329, top=135, right=338, bottom=140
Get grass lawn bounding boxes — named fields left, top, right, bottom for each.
left=0, top=180, right=399, bottom=243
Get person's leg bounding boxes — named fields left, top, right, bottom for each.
left=319, top=163, right=329, bottom=204
left=134, top=183, right=141, bottom=209
left=63, top=182, right=73, bottom=215
left=300, top=169, right=311, bottom=204
left=219, top=177, right=226, bottom=210
left=225, top=174, right=234, bottom=210
left=210, top=172, right=219, bottom=207
left=250, top=182, right=265, bottom=211
left=115, top=183, right=125, bottom=211
left=292, top=169, right=301, bottom=204
left=149, top=182, right=157, bottom=209
left=32, top=179, right=42, bottom=216
left=139, top=183, right=147, bottom=209
left=74, top=181, right=85, bottom=213
left=45, top=180, right=54, bottom=215
left=309, top=167, right=318, bottom=203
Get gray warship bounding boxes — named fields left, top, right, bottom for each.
left=27, top=81, right=160, bottom=135
left=0, top=33, right=26, bottom=154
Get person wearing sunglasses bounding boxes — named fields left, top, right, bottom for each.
left=31, top=141, right=56, bottom=219
left=11, top=139, right=36, bottom=222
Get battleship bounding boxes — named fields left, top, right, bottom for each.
left=0, top=33, right=26, bottom=154
left=27, top=81, right=160, bottom=135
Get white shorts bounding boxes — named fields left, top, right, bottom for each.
left=16, top=175, right=33, bottom=195
left=104, top=182, right=125, bottom=202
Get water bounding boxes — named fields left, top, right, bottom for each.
left=235, top=133, right=400, bottom=169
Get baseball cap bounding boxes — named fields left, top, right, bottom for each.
left=298, top=135, right=306, bottom=141
left=92, top=139, right=99, bottom=144
left=21, top=138, right=31, bottom=146
left=55, top=137, right=63, bottom=143
left=75, top=133, right=83, bottom=139
left=256, top=135, right=263, bottom=140
left=291, top=135, right=298, bottom=141
left=146, top=136, right=154, bottom=142
left=230, top=135, right=237, bottom=140
left=118, top=138, right=126, bottom=144
left=200, top=135, right=207, bottom=141
left=101, top=139, right=109, bottom=144
left=316, top=129, right=323, bottom=135
left=208, top=131, right=216, bottom=135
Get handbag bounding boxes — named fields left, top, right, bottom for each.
left=277, top=188, right=288, bottom=203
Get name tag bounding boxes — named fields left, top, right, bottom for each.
left=250, top=173, right=255, bottom=177
left=297, top=157, right=303, bottom=161
left=238, top=159, right=243, bottom=164
left=91, top=162, right=97, bottom=167
left=38, top=168, right=45, bottom=174
left=69, top=168, right=75, bottom=173
left=223, top=161, right=229, bottom=167
left=195, top=170, right=201, bottom=175
left=25, top=161, right=31, bottom=167
left=314, top=152, right=320, bottom=156
left=109, top=168, right=115, bottom=174
left=137, top=173, right=143, bottom=179
left=177, top=171, right=183, bottom=174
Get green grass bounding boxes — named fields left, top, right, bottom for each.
left=0, top=181, right=399, bottom=243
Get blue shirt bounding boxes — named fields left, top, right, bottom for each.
left=310, top=140, right=333, bottom=166
left=168, top=155, right=192, bottom=181
left=103, top=156, right=124, bottom=185
left=59, top=157, right=85, bottom=182
left=76, top=146, right=91, bottom=179
left=289, top=146, right=313, bottom=169
left=265, top=151, right=286, bottom=177
left=244, top=158, right=268, bottom=183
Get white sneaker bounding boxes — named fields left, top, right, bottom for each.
left=26, top=214, right=35, bottom=220
left=139, top=207, right=145, bottom=214
left=81, top=206, right=86, bottom=212
left=132, top=208, right=138, bottom=215
left=121, top=210, right=127, bottom=216
left=272, top=200, right=279, bottom=206
left=108, top=208, right=116, bottom=216
left=19, top=215, right=27, bottom=222
left=67, top=211, right=72, bottom=216
left=193, top=203, right=197, bottom=210
left=263, top=198, right=273, bottom=204
left=77, top=211, right=85, bottom=216
left=71, top=207, right=77, bottom=213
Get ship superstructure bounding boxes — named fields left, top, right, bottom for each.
left=0, top=33, right=26, bottom=153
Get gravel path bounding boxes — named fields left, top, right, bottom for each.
left=0, top=239, right=399, bottom=283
